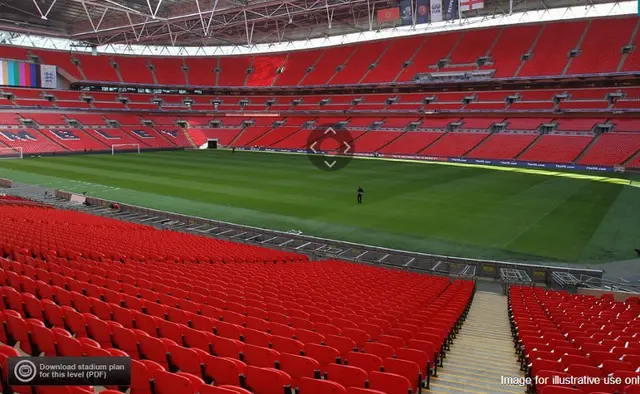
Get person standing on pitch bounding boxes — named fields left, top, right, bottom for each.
left=357, top=186, right=364, bottom=204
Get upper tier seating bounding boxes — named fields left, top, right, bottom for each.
left=567, top=17, right=638, bottom=75
left=510, top=286, right=640, bottom=394
left=3, top=17, right=635, bottom=88
left=517, top=21, right=587, bottom=77
left=115, top=56, right=155, bottom=85
left=0, top=202, right=474, bottom=394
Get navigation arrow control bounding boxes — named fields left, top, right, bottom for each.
left=325, top=161, right=336, bottom=168
left=325, top=127, right=336, bottom=135
left=310, top=141, right=318, bottom=154
left=343, top=141, right=351, bottom=154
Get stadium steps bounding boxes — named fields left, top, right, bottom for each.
left=155, top=127, right=180, bottom=147
left=417, top=131, right=450, bottom=154
left=326, top=48, right=358, bottom=85
left=214, top=57, right=220, bottom=86
left=227, top=127, right=250, bottom=147
left=150, top=61, right=160, bottom=85
left=241, top=127, right=276, bottom=147
left=393, top=39, right=428, bottom=82
left=243, top=57, right=254, bottom=87
left=444, top=33, right=465, bottom=65
left=72, top=55, right=88, bottom=81
left=358, top=44, right=392, bottom=84
left=623, top=147, right=640, bottom=166
left=271, top=54, right=289, bottom=86
left=266, top=127, right=305, bottom=148
left=112, top=59, right=125, bottom=83
left=374, top=130, right=411, bottom=153
left=38, top=129, right=71, bottom=152
left=462, top=132, right=496, bottom=157
left=513, top=26, right=546, bottom=78
left=514, top=132, right=545, bottom=160
left=125, top=129, right=155, bottom=149
left=561, top=19, right=592, bottom=75
left=429, top=291, right=523, bottom=394
left=182, top=128, right=198, bottom=148
left=297, top=50, right=326, bottom=86
left=461, top=133, right=493, bottom=157
left=182, top=59, right=190, bottom=85
left=485, top=28, right=504, bottom=58
left=78, top=128, right=111, bottom=150
left=572, top=133, right=600, bottom=163
left=617, top=19, right=640, bottom=72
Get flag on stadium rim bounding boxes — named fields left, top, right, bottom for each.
left=460, top=0, right=484, bottom=12
left=377, top=7, right=401, bottom=23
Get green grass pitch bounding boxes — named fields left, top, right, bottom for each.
left=1, top=150, right=639, bottom=265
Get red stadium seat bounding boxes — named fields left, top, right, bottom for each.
left=298, top=377, right=347, bottom=394
left=324, top=363, right=369, bottom=390
left=243, top=366, right=293, bottom=394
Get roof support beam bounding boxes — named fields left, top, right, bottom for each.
left=146, top=0, right=164, bottom=19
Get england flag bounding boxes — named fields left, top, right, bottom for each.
left=460, top=0, right=484, bottom=11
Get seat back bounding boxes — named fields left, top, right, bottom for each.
left=363, top=342, right=395, bottom=360
left=304, top=343, right=341, bottom=368
left=368, top=371, right=412, bottom=394
left=203, top=356, right=242, bottom=386
left=345, top=352, right=383, bottom=375
left=298, top=377, right=346, bottom=394
left=325, top=363, right=368, bottom=390
left=153, top=370, right=196, bottom=394
left=383, top=358, right=421, bottom=393
left=278, top=353, right=320, bottom=387
left=244, top=366, right=292, bottom=394
left=242, top=344, right=280, bottom=368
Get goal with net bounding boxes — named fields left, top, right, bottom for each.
left=111, top=144, right=141, bottom=155
left=0, top=147, right=23, bottom=159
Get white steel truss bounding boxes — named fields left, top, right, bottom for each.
left=0, top=1, right=635, bottom=56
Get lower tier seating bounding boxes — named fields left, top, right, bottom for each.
left=510, top=285, right=640, bottom=394
left=0, top=127, right=193, bottom=155
left=517, top=134, right=593, bottom=163
left=377, top=132, right=445, bottom=156
left=0, top=202, right=474, bottom=394
left=466, top=133, right=538, bottom=160
left=420, top=132, right=490, bottom=158
left=577, top=133, right=640, bottom=166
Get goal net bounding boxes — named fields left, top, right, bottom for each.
left=111, top=144, right=141, bottom=155
left=0, top=147, right=23, bottom=159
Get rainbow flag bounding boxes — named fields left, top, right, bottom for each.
left=0, top=60, right=41, bottom=87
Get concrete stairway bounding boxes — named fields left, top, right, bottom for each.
left=430, top=291, right=524, bottom=394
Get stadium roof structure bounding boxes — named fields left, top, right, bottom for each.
left=0, top=0, right=633, bottom=52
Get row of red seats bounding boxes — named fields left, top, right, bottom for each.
left=510, top=286, right=640, bottom=394
left=0, top=203, right=474, bottom=394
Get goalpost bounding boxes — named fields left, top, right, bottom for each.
left=0, top=147, right=23, bottom=159
left=111, top=144, right=141, bottom=155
